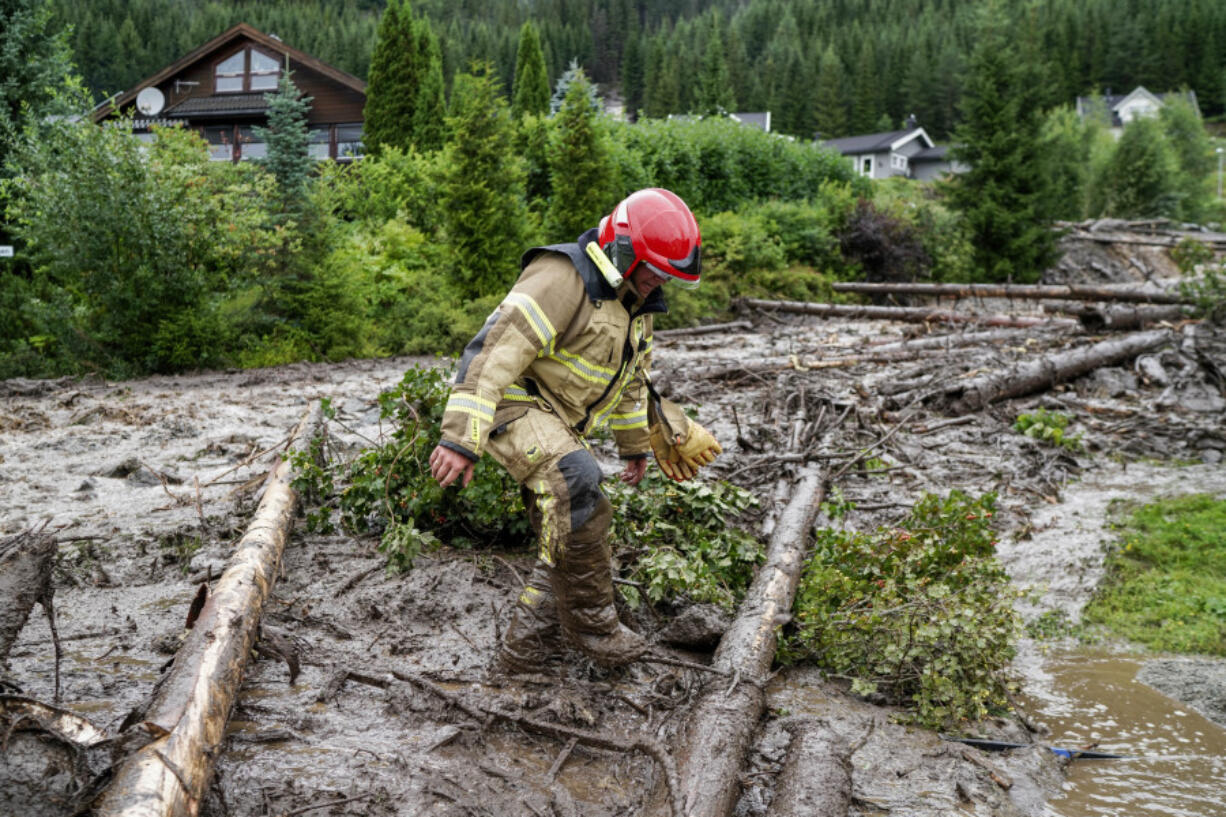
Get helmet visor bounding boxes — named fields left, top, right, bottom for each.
left=643, top=261, right=700, bottom=290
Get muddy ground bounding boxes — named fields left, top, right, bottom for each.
left=2, top=235, right=1225, bottom=817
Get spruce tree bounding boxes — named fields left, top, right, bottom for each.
left=363, top=0, right=420, bottom=155
left=1159, top=95, right=1213, bottom=221
left=620, top=32, right=645, bottom=121
left=254, top=71, right=313, bottom=213
left=814, top=44, right=848, bottom=139
left=550, top=58, right=599, bottom=116
left=697, top=16, right=734, bottom=115
left=947, top=3, right=1055, bottom=283
left=850, top=40, right=883, bottom=134
left=1102, top=117, right=1180, bottom=219
left=441, top=64, right=528, bottom=297
left=548, top=69, right=619, bottom=241
left=413, top=20, right=447, bottom=150
left=512, top=21, right=550, bottom=119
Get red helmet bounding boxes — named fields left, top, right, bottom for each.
left=597, top=188, right=701, bottom=288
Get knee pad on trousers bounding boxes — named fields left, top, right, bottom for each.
left=557, top=449, right=610, bottom=538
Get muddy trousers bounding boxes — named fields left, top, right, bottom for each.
left=483, top=406, right=645, bottom=670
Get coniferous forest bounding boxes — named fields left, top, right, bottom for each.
left=52, top=0, right=1226, bottom=139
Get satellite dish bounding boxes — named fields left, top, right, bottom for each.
left=136, top=87, right=165, bottom=116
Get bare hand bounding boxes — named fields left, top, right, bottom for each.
left=619, top=457, right=648, bottom=486
left=429, top=444, right=475, bottom=488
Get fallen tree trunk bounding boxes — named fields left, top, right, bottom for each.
left=737, top=298, right=1078, bottom=329
left=1042, top=302, right=1193, bottom=331
left=932, top=329, right=1173, bottom=415
left=655, top=320, right=754, bottom=339
left=0, top=528, right=56, bottom=663
left=94, top=404, right=322, bottom=817
left=766, top=719, right=853, bottom=817
left=650, top=466, right=826, bottom=817
left=830, top=282, right=1192, bottom=304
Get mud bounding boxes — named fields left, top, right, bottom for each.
left=2, top=268, right=1225, bottom=816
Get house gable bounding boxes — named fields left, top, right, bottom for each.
left=90, top=23, right=366, bottom=162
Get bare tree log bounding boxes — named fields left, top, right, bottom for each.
left=869, top=327, right=1069, bottom=353
left=766, top=719, right=853, bottom=817
left=737, top=298, right=1078, bottom=328
left=932, top=329, right=1173, bottom=415
left=0, top=528, right=56, bottom=663
left=649, top=467, right=826, bottom=817
left=830, top=282, right=1192, bottom=304
left=94, top=404, right=322, bottom=817
left=1041, top=303, right=1193, bottom=331
left=655, top=320, right=754, bottom=339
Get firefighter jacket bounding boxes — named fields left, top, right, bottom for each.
left=440, top=228, right=681, bottom=463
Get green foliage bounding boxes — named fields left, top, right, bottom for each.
left=1013, top=408, right=1083, bottom=452
left=1102, top=116, right=1181, bottom=219
left=1084, top=494, right=1226, bottom=655
left=254, top=71, right=313, bottom=212
left=1159, top=95, right=1214, bottom=222
left=290, top=366, right=529, bottom=571
left=946, top=2, right=1055, bottom=283
left=547, top=69, right=619, bottom=241
left=4, top=120, right=279, bottom=375
left=412, top=23, right=447, bottom=152
left=610, top=473, right=763, bottom=610
left=363, top=1, right=444, bottom=154
left=550, top=59, right=598, bottom=117
left=511, top=21, right=550, bottom=120
left=441, top=64, right=529, bottom=299
left=696, top=15, right=734, bottom=115
left=0, top=0, right=76, bottom=173
left=814, top=44, right=849, bottom=139
left=784, top=491, right=1020, bottom=728
left=1178, top=255, right=1226, bottom=324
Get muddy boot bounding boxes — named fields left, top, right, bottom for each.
left=551, top=501, right=647, bottom=667
left=495, top=563, right=563, bottom=674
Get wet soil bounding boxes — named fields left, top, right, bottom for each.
left=2, top=285, right=1224, bottom=816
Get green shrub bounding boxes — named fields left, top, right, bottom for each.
left=291, top=366, right=529, bottom=570
left=1013, top=408, right=1083, bottom=452
left=783, top=491, right=1020, bottom=728
left=610, top=474, right=763, bottom=610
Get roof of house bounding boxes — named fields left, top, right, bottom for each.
left=165, top=93, right=271, bottom=118
left=823, top=126, right=934, bottom=155
left=910, top=145, right=950, bottom=162
left=90, top=22, right=365, bottom=122
left=729, top=112, right=771, bottom=132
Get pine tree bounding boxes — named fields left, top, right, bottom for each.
left=550, top=58, right=599, bottom=116
left=813, top=44, right=848, bottom=139
left=850, top=39, right=883, bottom=134
left=363, top=0, right=420, bottom=155
left=697, top=15, right=734, bottom=115
left=548, top=68, right=619, bottom=240
left=511, top=21, right=550, bottom=119
left=413, top=20, right=447, bottom=150
left=1159, top=95, right=1213, bottom=221
left=1102, top=117, right=1180, bottom=219
left=947, top=2, right=1055, bottom=283
left=441, top=64, right=528, bottom=297
left=254, top=71, right=313, bottom=213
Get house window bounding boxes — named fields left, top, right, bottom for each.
left=308, top=126, right=332, bottom=160
left=336, top=123, right=364, bottom=160
left=201, top=125, right=234, bottom=161
left=862, top=157, right=873, bottom=176
left=237, top=127, right=267, bottom=161
left=214, top=48, right=281, bottom=93
left=891, top=154, right=908, bottom=170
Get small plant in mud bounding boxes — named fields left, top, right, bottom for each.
left=1025, top=609, right=1075, bottom=641
left=781, top=491, right=1021, bottom=729
left=609, top=473, right=763, bottom=610
left=290, top=366, right=527, bottom=571
left=1013, top=408, right=1083, bottom=452
left=1083, top=493, right=1226, bottom=655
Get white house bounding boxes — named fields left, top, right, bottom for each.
left=1075, top=86, right=1201, bottom=137
left=823, top=120, right=961, bottom=180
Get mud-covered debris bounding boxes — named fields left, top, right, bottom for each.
left=657, top=603, right=731, bottom=649
left=1137, top=658, right=1226, bottom=727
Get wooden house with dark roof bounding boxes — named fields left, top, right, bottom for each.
left=91, top=23, right=366, bottom=162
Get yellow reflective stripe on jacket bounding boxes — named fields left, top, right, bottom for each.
left=505, top=292, right=557, bottom=351
left=590, top=369, right=637, bottom=430
left=608, top=407, right=648, bottom=430
left=502, top=385, right=535, bottom=402
left=546, top=346, right=616, bottom=385
left=444, top=393, right=496, bottom=421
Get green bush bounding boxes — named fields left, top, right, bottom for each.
left=610, top=474, right=763, bottom=610
left=783, top=491, right=1020, bottom=728
left=291, top=366, right=529, bottom=570
left=1013, top=408, right=1083, bottom=452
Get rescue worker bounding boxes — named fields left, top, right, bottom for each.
left=428, top=188, right=722, bottom=671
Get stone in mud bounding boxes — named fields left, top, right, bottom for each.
left=96, top=457, right=181, bottom=486
left=1084, top=367, right=1138, bottom=398
left=657, top=603, right=731, bottom=649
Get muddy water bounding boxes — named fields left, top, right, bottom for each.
left=1019, top=647, right=1226, bottom=817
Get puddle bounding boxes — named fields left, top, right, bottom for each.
left=1019, top=647, right=1226, bottom=817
